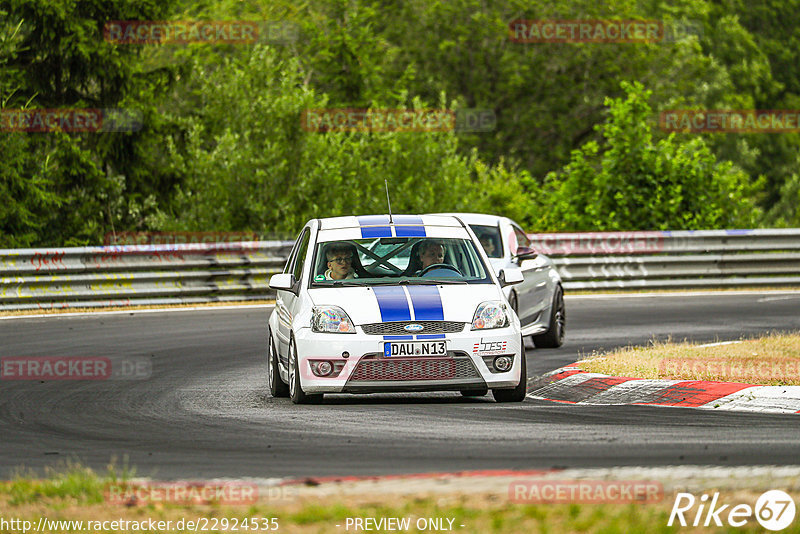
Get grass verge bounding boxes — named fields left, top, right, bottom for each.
left=4, top=466, right=799, bottom=533
left=576, top=332, right=800, bottom=385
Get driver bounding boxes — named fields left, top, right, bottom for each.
left=417, top=240, right=446, bottom=273
left=324, top=243, right=358, bottom=280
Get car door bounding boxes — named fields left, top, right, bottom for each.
left=275, top=227, right=311, bottom=364
left=511, top=224, right=550, bottom=326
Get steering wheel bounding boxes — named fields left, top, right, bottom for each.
left=418, top=263, right=462, bottom=277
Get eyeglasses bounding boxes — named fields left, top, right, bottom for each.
left=329, top=255, right=353, bottom=264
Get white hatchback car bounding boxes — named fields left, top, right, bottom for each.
left=432, top=213, right=565, bottom=348
left=267, top=214, right=528, bottom=404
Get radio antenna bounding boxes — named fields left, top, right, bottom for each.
left=385, top=179, right=393, bottom=223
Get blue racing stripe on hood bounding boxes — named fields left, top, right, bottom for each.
left=393, top=215, right=426, bottom=237
left=372, top=286, right=412, bottom=322
left=358, top=215, right=392, bottom=238
left=407, top=285, right=444, bottom=321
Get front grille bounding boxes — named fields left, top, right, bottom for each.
left=349, top=356, right=480, bottom=381
left=361, top=321, right=465, bottom=335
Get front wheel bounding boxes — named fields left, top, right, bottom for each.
left=267, top=329, right=289, bottom=398
left=532, top=285, right=565, bottom=348
left=492, top=339, right=527, bottom=403
left=288, top=335, right=323, bottom=404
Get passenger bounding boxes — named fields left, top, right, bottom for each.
left=324, top=244, right=358, bottom=280
left=479, top=235, right=496, bottom=256
left=417, top=240, right=446, bottom=272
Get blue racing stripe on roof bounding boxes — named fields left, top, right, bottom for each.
left=407, top=285, right=444, bottom=321
left=372, top=286, right=412, bottom=322
left=393, top=215, right=426, bottom=237
left=357, top=215, right=392, bottom=238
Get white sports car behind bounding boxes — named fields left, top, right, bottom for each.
left=267, top=214, right=528, bottom=404
left=433, top=213, right=565, bottom=348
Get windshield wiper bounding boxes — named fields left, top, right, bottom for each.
left=398, top=279, right=468, bottom=285
left=325, top=280, right=366, bottom=287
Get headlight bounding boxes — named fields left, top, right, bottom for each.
left=471, top=301, right=509, bottom=330
left=311, top=306, right=356, bottom=333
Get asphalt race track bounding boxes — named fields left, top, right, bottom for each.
left=1, top=291, right=799, bottom=479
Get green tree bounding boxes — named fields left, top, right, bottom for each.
left=539, top=81, right=761, bottom=231
left=161, top=45, right=532, bottom=235
left=0, top=12, right=60, bottom=247
left=3, top=0, right=182, bottom=246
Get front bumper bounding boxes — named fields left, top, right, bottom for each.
left=293, top=324, right=523, bottom=394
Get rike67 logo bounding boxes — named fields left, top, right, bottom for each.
left=669, top=490, right=796, bottom=531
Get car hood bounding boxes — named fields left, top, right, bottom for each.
left=308, top=284, right=503, bottom=325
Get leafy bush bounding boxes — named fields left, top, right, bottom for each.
left=537, top=81, right=762, bottom=231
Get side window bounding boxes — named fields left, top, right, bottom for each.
left=292, top=229, right=311, bottom=282
left=513, top=226, right=531, bottom=250
left=283, top=233, right=303, bottom=274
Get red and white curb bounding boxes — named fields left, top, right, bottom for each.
left=528, top=366, right=800, bottom=414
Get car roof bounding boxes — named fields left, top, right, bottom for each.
left=429, top=212, right=512, bottom=226
left=319, top=214, right=463, bottom=230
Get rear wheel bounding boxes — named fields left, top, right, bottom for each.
left=532, top=285, right=565, bottom=348
left=267, top=328, right=289, bottom=398
left=288, top=335, right=323, bottom=404
left=492, top=339, right=527, bottom=403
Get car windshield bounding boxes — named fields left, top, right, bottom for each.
left=469, top=224, right=503, bottom=258
left=310, top=237, right=491, bottom=285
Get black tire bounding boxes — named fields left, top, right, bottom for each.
left=532, top=285, right=565, bottom=349
left=492, top=339, right=527, bottom=403
left=460, top=389, right=488, bottom=397
left=267, top=328, right=289, bottom=398
left=288, top=335, right=323, bottom=405
left=508, top=290, right=518, bottom=316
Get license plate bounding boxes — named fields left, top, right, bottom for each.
left=384, top=341, right=447, bottom=357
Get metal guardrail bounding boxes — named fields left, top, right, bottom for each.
left=0, top=242, right=293, bottom=311
left=1, top=229, right=798, bottom=310
left=531, top=229, right=800, bottom=290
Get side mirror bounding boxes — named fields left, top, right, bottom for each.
left=514, top=246, right=538, bottom=263
left=498, top=267, right=524, bottom=287
left=269, top=273, right=296, bottom=291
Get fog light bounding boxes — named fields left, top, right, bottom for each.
left=494, top=356, right=513, bottom=372
left=316, top=361, right=333, bottom=376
